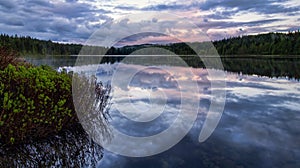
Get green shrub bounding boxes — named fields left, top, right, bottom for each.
left=0, top=64, right=77, bottom=145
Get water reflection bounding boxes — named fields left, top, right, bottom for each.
left=25, top=56, right=77, bottom=69
left=0, top=125, right=102, bottom=167
left=7, top=60, right=299, bottom=167
left=75, top=63, right=299, bottom=168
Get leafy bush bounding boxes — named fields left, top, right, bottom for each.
left=0, top=64, right=78, bottom=145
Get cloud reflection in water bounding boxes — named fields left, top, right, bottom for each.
left=66, top=63, right=300, bottom=168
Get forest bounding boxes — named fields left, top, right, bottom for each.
left=0, top=34, right=83, bottom=56
left=213, top=31, right=300, bottom=55
left=0, top=32, right=299, bottom=79
left=1, top=31, right=300, bottom=56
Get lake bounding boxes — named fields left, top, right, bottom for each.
left=26, top=56, right=300, bottom=167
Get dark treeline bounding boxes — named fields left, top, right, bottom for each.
left=1, top=31, right=300, bottom=56
left=97, top=55, right=300, bottom=79
left=117, top=31, right=300, bottom=56
left=213, top=31, right=300, bottom=55
left=1, top=32, right=300, bottom=79
left=0, top=34, right=83, bottom=55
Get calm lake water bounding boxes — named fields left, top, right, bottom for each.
left=26, top=56, right=300, bottom=168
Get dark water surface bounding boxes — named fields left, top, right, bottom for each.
left=67, top=63, right=299, bottom=168
left=23, top=56, right=300, bottom=168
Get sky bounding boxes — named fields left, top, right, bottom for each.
left=0, top=0, right=300, bottom=45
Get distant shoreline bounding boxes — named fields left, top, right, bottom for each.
left=25, top=54, right=300, bottom=58
left=2, top=31, right=300, bottom=56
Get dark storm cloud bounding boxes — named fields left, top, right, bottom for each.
left=142, top=3, right=186, bottom=11
left=27, top=0, right=53, bottom=7
left=0, top=0, right=112, bottom=42
left=199, top=0, right=299, bottom=14
left=114, top=5, right=139, bottom=11
left=196, top=18, right=282, bottom=32
left=0, top=0, right=18, bottom=10
left=204, top=14, right=230, bottom=20
left=114, top=2, right=192, bottom=12
left=47, top=2, right=110, bottom=19
left=0, top=15, right=24, bottom=26
left=49, top=3, right=91, bottom=19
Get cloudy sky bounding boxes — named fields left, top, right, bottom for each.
left=0, top=0, right=299, bottom=45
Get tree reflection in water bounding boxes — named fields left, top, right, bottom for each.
left=0, top=124, right=103, bottom=167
